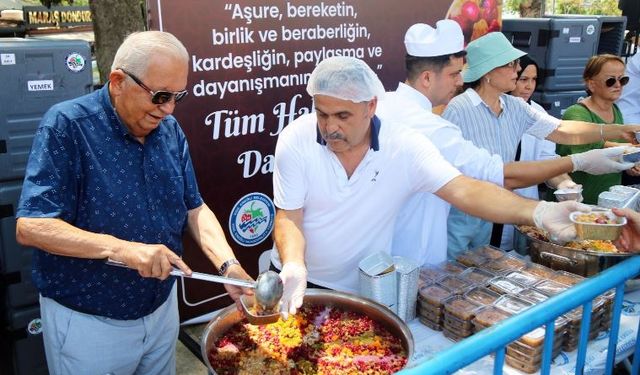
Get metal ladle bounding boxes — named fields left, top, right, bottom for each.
left=105, top=259, right=283, bottom=311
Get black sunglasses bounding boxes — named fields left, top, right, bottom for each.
left=604, top=76, right=630, bottom=87
left=119, top=68, right=188, bottom=104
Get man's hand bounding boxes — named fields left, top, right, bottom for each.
left=224, top=264, right=255, bottom=312
left=115, top=243, right=192, bottom=280
left=570, top=147, right=634, bottom=175
left=279, top=262, right=307, bottom=320
left=612, top=208, right=640, bottom=253
left=533, top=201, right=591, bottom=243
left=556, top=180, right=581, bottom=191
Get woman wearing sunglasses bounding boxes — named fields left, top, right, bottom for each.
left=557, top=54, right=637, bottom=204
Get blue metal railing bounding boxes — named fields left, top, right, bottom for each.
left=401, top=256, right=640, bottom=375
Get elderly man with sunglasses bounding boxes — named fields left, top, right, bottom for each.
left=15, top=31, right=252, bottom=375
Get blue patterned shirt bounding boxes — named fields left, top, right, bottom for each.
left=17, top=84, right=203, bottom=319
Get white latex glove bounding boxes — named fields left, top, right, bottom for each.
left=556, top=180, right=581, bottom=191
left=570, top=146, right=634, bottom=175
left=278, top=262, right=307, bottom=320
left=533, top=201, right=591, bottom=243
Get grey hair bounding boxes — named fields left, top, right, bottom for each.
left=111, top=31, right=188, bottom=77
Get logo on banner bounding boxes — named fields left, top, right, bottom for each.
left=27, top=318, right=43, bottom=335
left=65, top=52, right=86, bottom=72
left=229, top=193, right=274, bottom=247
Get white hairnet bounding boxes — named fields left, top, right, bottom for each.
left=306, top=56, right=385, bottom=103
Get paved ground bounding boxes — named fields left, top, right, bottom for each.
left=176, top=338, right=207, bottom=375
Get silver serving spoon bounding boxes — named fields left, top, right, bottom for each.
left=105, top=259, right=283, bottom=310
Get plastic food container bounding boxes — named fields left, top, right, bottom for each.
left=522, top=264, right=556, bottom=279
left=519, top=288, right=549, bottom=304
left=481, top=253, right=528, bottom=274
left=443, top=295, right=482, bottom=321
left=505, top=271, right=540, bottom=287
left=494, top=295, right=534, bottom=315
left=419, top=266, right=447, bottom=283
left=533, top=280, right=569, bottom=296
left=552, top=270, right=585, bottom=286
left=459, top=267, right=496, bottom=285
left=419, top=316, right=444, bottom=331
left=598, top=191, right=630, bottom=209
left=438, top=275, right=473, bottom=295
left=570, top=210, right=626, bottom=241
left=473, top=305, right=512, bottom=329
left=554, top=187, right=583, bottom=202
left=418, top=284, right=453, bottom=307
left=488, top=277, right=526, bottom=295
left=456, top=250, right=488, bottom=267
left=465, top=286, right=502, bottom=306
left=473, top=245, right=506, bottom=260
left=439, top=260, right=468, bottom=275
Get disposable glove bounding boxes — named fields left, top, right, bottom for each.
left=278, top=262, right=307, bottom=320
left=556, top=180, right=581, bottom=191
left=570, top=146, right=634, bottom=175
left=533, top=201, right=591, bottom=243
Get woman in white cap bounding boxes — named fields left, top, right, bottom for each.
left=442, top=32, right=640, bottom=255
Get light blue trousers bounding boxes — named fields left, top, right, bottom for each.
left=40, top=285, right=179, bottom=375
left=447, top=206, right=492, bottom=259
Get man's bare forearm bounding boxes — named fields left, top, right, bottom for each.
left=16, top=217, right=127, bottom=259
left=436, top=176, right=538, bottom=225
left=504, top=157, right=573, bottom=190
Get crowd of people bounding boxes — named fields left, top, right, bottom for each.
left=14, top=18, right=640, bottom=375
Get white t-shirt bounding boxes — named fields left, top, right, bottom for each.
left=617, top=53, right=640, bottom=124
left=376, top=83, right=504, bottom=265
left=500, top=101, right=558, bottom=250
left=271, top=112, right=461, bottom=292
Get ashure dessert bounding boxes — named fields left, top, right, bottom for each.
left=573, top=213, right=616, bottom=225
left=209, top=304, right=408, bottom=374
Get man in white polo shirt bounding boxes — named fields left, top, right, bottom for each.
left=272, top=56, right=589, bottom=319
left=377, top=21, right=635, bottom=264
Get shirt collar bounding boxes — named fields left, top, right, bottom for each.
left=316, top=115, right=381, bottom=151
left=396, top=82, right=433, bottom=111
left=466, top=87, right=505, bottom=110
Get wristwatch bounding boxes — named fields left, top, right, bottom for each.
left=218, top=258, right=240, bottom=276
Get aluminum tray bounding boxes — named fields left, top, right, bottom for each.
left=514, top=226, right=633, bottom=277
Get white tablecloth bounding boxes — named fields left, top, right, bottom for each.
left=407, top=289, right=640, bottom=374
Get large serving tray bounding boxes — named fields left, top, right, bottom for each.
left=201, top=288, right=414, bottom=375
left=514, top=226, right=633, bottom=277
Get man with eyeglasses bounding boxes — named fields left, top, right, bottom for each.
left=376, top=22, right=638, bottom=263
left=15, top=31, right=253, bottom=375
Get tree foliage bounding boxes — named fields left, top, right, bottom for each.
left=505, top=0, right=622, bottom=16
left=39, top=0, right=144, bottom=84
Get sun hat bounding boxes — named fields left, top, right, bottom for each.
left=306, top=56, right=385, bottom=103
left=404, top=20, right=464, bottom=57
left=462, top=32, right=527, bottom=83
